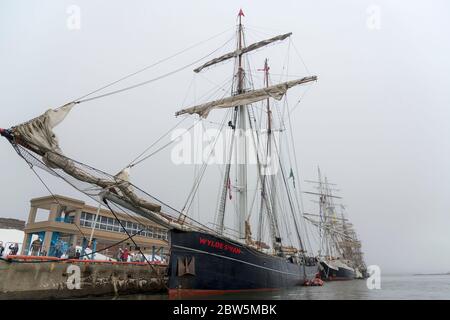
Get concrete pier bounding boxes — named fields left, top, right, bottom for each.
left=0, top=257, right=167, bottom=299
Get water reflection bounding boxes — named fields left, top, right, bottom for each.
left=97, top=275, right=450, bottom=300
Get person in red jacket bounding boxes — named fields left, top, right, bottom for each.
left=121, top=248, right=130, bottom=262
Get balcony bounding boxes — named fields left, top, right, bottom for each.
left=54, top=217, right=75, bottom=224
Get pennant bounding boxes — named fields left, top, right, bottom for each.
left=289, top=168, right=296, bottom=189
left=238, top=9, right=245, bottom=17
left=227, top=177, right=232, bottom=200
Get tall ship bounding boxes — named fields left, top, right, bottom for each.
left=337, top=206, right=368, bottom=279
left=1, top=10, right=319, bottom=295
left=303, top=168, right=367, bottom=280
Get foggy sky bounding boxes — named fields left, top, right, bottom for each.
left=1, top=0, right=450, bottom=274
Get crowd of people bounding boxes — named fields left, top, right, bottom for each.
left=1, top=239, right=164, bottom=263
left=117, top=247, right=147, bottom=262
left=66, top=245, right=81, bottom=259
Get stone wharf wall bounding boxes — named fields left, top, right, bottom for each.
left=0, top=259, right=167, bottom=299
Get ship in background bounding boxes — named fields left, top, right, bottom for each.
left=337, top=205, right=368, bottom=279
left=303, top=168, right=367, bottom=280
left=1, top=9, right=320, bottom=296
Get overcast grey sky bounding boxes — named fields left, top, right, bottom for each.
left=1, top=0, right=450, bottom=274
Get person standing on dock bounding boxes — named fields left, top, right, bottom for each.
left=117, top=248, right=123, bottom=261
left=54, top=240, right=63, bottom=258
left=122, top=248, right=130, bottom=262
left=31, top=238, right=42, bottom=256
left=8, top=243, right=19, bottom=256
left=67, top=245, right=77, bottom=259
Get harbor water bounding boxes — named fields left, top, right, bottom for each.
left=99, top=275, right=450, bottom=300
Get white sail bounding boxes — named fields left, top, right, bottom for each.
left=193, top=32, right=292, bottom=73
left=175, top=76, right=317, bottom=118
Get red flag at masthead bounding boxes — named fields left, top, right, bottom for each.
left=238, top=9, right=245, bottom=17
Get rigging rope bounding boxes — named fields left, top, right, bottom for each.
left=103, top=199, right=155, bottom=270
left=290, top=39, right=311, bottom=76
left=9, top=140, right=161, bottom=264
left=128, top=118, right=199, bottom=168
left=270, top=132, right=306, bottom=253
left=72, top=27, right=234, bottom=102
left=126, top=116, right=188, bottom=168
left=181, top=109, right=230, bottom=215
left=22, top=152, right=166, bottom=264
left=120, top=49, right=235, bottom=170
left=11, top=139, right=93, bottom=240
left=285, top=96, right=313, bottom=253
left=74, top=33, right=236, bottom=104
left=28, top=165, right=88, bottom=239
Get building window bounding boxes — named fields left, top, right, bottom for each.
left=79, top=212, right=167, bottom=240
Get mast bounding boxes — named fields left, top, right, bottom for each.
left=258, top=58, right=279, bottom=244
left=263, top=59, right=278, bottom=224
left=324, top=175, right=336, bottom=258
left=317, top=166, right=330, bottom=257
left=236, top=9, right=247, bottom=239
left=264, top=58, right=277, bottom=226
left=256, top=58, right=280, bottom=250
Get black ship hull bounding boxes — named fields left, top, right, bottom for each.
left=319, top=261, right=355, bottom=281
left=168, top=229, right=318, bottom=296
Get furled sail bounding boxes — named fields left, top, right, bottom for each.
left=9, top=103, right=162, bottom=213
left=303, top=216, right=353, bottom=240
left=193, top=32, right=292, bottom=73
left=12, top=102, right=75, bottom=154
left=175, top=76, right=317, bottom=118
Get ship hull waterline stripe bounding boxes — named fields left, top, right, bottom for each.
left=172, top=244, right=309, bottom=277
